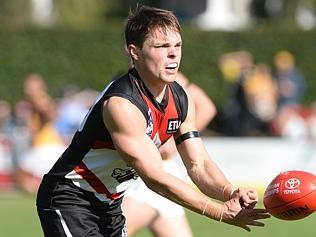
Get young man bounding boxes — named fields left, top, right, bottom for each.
left=36, top=5, right=270, bottom=237
left=122, top=72, right=217, bottom=237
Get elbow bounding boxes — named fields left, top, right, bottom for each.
left=186, top=161, right=203, bottom=183
left=140, top=171, right=166, bottom=195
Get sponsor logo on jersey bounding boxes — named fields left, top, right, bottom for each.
left=166, top=118, right=181, bottom=134
left=111, top=167, right=138, bottom=183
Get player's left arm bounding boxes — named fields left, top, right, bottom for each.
left=176, top=93, right=257, bottom=206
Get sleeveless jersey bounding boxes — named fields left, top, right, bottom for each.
left=45, top=68, right=188, bottom=203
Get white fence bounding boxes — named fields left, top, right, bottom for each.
left=175, top=137, right=316, bottom=193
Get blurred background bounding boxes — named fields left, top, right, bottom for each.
left=0, top=0, right=316, bottom=236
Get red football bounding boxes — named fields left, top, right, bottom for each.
left=263, top=170, right=316, bottom=220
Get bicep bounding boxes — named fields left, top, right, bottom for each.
left=102, top=97, right=164, bottom=181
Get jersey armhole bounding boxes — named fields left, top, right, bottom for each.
left=170, top=82, right=188, bottom=122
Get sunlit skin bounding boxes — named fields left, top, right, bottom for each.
left=127, top=27, right=182, bottom=102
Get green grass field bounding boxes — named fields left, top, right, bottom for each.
left=1, top=192, right=315, bottom=237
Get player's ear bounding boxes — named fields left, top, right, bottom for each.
left=127, top=44, right=139, bottom=61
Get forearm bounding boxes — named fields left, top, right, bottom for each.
left=142, top=170, right=223, bottom=221
left=145, top=170, right=270, bottom=231
left=187, top=157, right=235, bottom=201
left=176, top=137, right=235, bottom=201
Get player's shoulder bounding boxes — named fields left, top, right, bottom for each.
left=106, top=72, right=133, bottom=94
left=104, top=95, right=135, bottom=111
left=170, top=80, right=187, bottom=97
left=103, top=95, right=146, bottom=132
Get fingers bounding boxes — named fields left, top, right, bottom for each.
left=221, top=190, right=270, bottom=232
left=239, top=225, right=251, bottom=232
left=241, top=199, right=257, bottom=209
left=239, top=220, right=264, bottom=232
left=246, top=209, right=271, bottom=220
left=250, top=220, right=265, bottom=227
left=243, top=190, right=258, bottom=202
left=239, top=189, right=259, bottom=208
left=234, top=220, right=264, bottom=232
left=241, top=209, right=271, bottom=220
left=235, top=209, right=270, bottom=232
left=247, top=190, right=258, bottom=200
left=223, top=206, right=270, bottom=232
left=250, top=208, right=271, bottom=214
left=232, top=220, right=262, bottom=232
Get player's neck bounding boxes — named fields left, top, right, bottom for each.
left=144, top=80, right=167, bottom=103
left=137, top=71, right=167, bottom=103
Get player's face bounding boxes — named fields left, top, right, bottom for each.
left=133, top=27, right=182, bottom=85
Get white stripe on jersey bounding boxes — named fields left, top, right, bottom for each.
left=55, top=209, right=73, bottom=237
left=65, top=148, right=137, bottom=202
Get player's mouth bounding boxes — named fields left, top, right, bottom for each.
left=165, top=62, right=178, bottom=73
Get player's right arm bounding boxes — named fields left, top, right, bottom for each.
left=102, top=96, right=222, bottom=219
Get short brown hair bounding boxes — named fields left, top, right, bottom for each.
left=124, top=5, right=181, bottom=48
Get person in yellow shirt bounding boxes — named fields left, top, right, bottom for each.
left=15, top=74, right=65, bottom=194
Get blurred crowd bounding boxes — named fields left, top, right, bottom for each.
left=1, top=49, right=316, bottom=194
left=219, top=49, right=316, bottom=140
left=0, top=73, right=98, bottom=193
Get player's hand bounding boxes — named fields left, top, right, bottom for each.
left=231, top=187, right=258, bottom=209
left=221, top=197, right=270, bottom=232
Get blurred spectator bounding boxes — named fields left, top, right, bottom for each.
left=0, top=100, right=14, bottom=135
left=14, top=73, right=66, bottom=195
left=10, top=100, right=33, bottom=167
left=274, top=50, right=307, bottom=109
left=55, top=84, right=86, bottom=144
left=55, top=85, right=98, bottom=144
left=218, top=50, right=253, bottom=83
left=22, top=74, right=57, bottom=131
left=271, top=105, right=310, bottom=140
left=177, top=72, right=217, bottom=131
left=218, top=51, right=253, bottom=135
left=269, top=50, right=309, bottom=140
left=11, top=74, right=98, bottom=194
left=219, top=52, right=278, bottom=136
left=243, top=64, right=278, bottom=124
left=0, top=100, right=14, bottom=190
left=309, top=102, right=316, bottom=141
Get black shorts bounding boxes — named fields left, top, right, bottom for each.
left=36, top=175, right=127, bottom=237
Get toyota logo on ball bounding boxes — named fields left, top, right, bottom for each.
left=285, top=178, right=300, bottom=189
